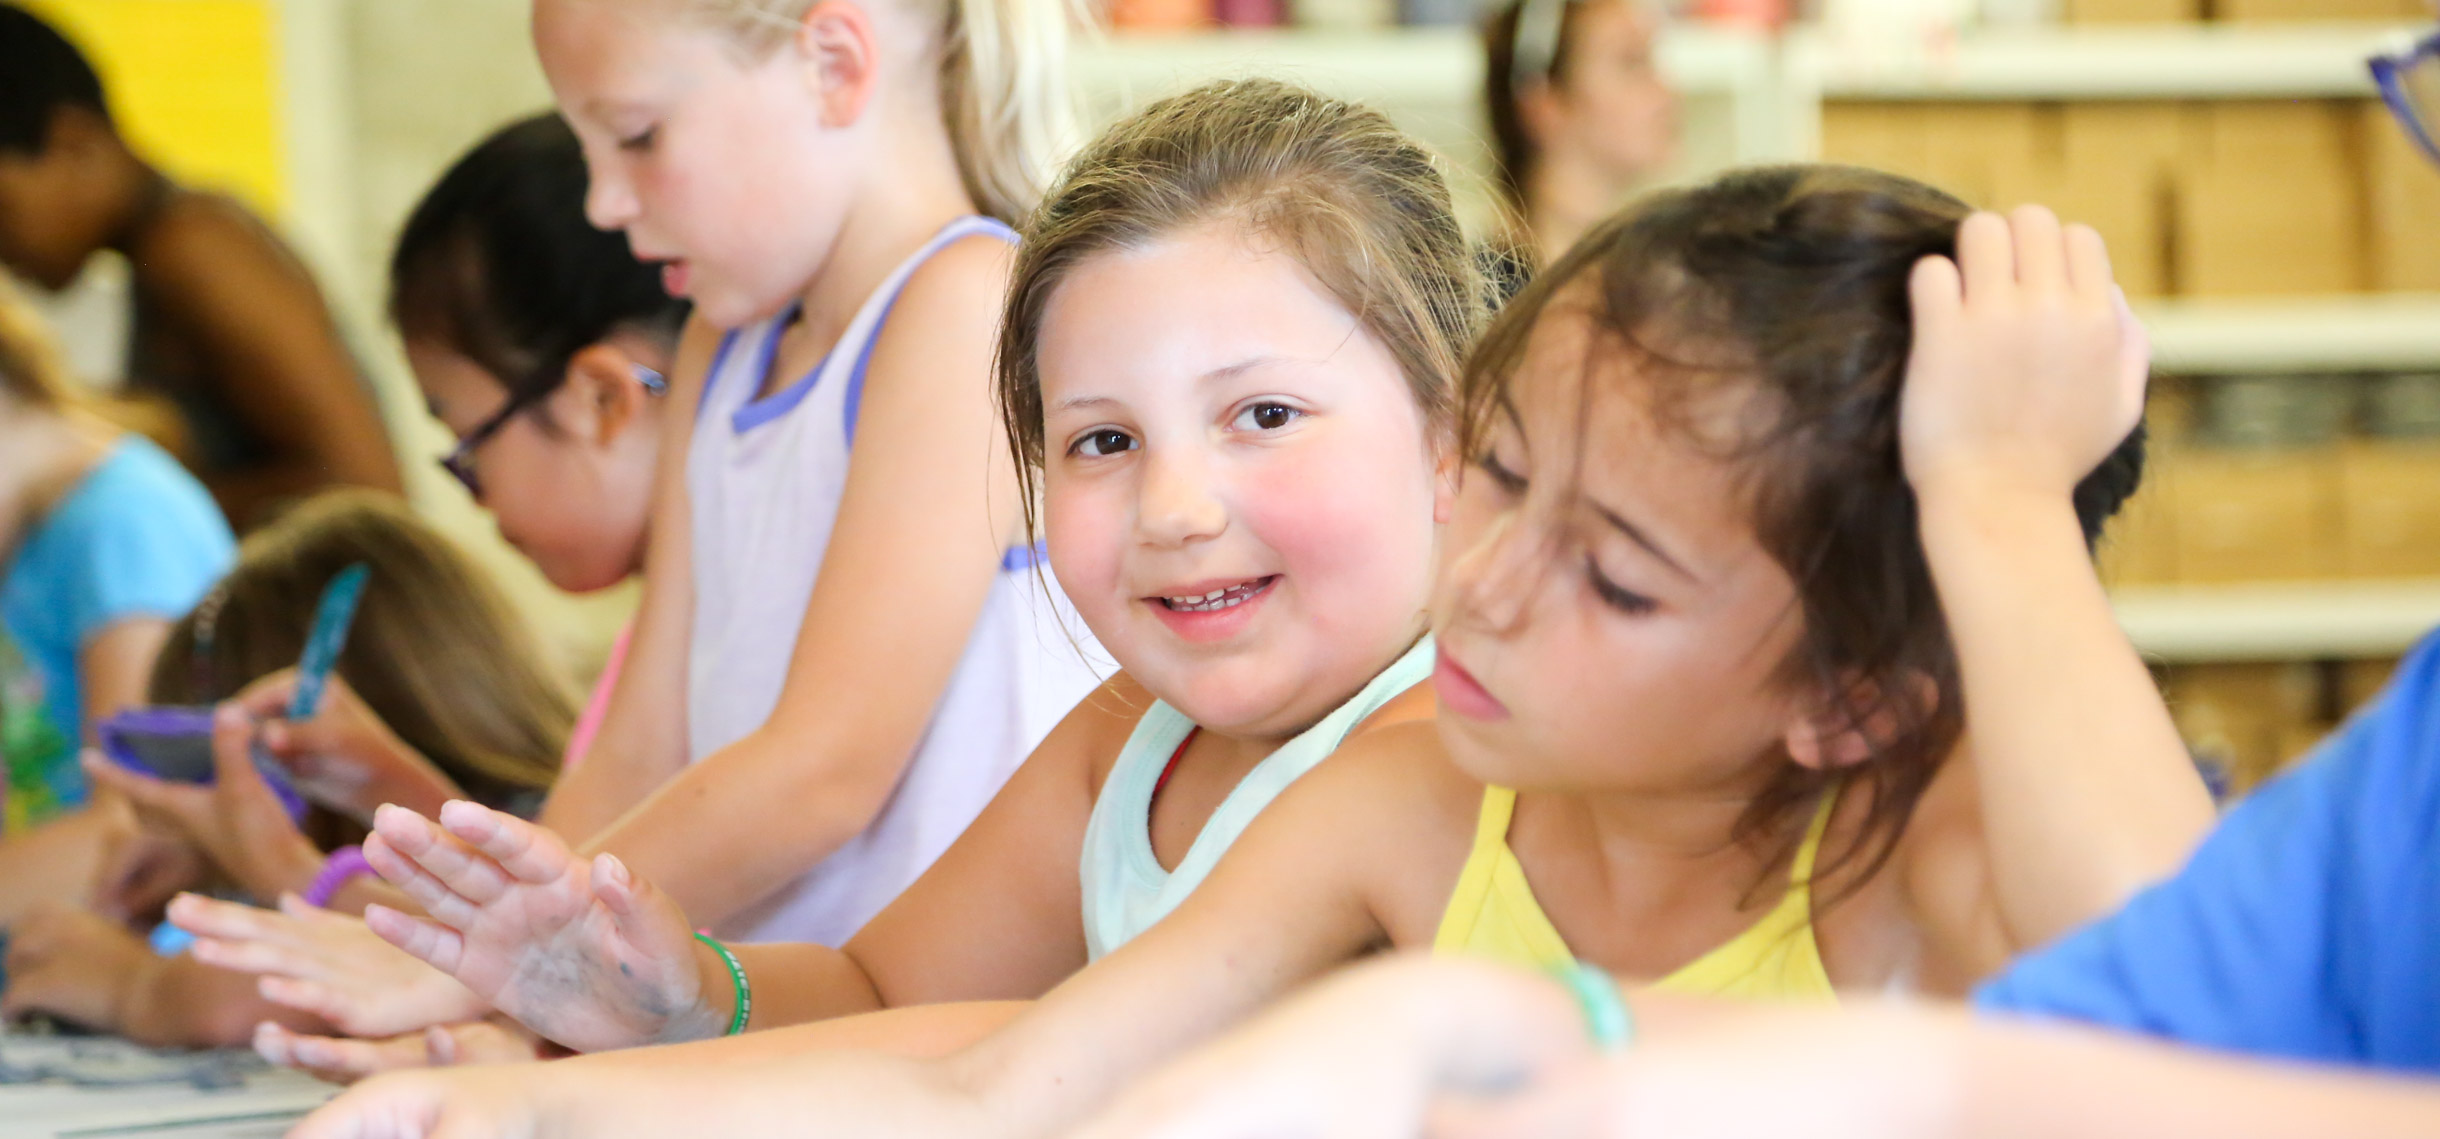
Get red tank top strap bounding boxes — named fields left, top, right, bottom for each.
left=1149, top=727, right=1198, bottom=817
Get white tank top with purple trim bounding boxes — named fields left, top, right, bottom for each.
left=686, top=216, right=1111, bottom=945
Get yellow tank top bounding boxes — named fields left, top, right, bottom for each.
left=1431, top=785, right=1841, bottom=1003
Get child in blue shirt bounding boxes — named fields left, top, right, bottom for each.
left=1973, top=632, right=2440, bottom=1074
left=0, top=273, right=231, bottom=924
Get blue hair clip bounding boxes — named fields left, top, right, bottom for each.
left=633, top=364, right=669, bottom=396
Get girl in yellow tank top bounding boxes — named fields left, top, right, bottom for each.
left=1433, top=785, right=1842, bottom=1002
left=266, top=169, right=2203, bottom=1139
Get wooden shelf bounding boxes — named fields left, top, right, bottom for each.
left=2113, top=579, right=2440, bottom=662
left=1797, top=22, right=2412, bottom=101
left=2137, top=294, right=2440, bottom=375
left=1074, top=24, right=1777, bottom=104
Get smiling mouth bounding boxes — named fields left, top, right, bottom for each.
left=1155, top=576, right=1277, bottom=613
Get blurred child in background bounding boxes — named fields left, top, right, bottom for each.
left=0, top=4, right=401, bottom=529
left=0, top=270, right=231, bottom=929
left=1480, top=0, right=1678, bottom=301
left=1, top=490, right=570, bottom=1048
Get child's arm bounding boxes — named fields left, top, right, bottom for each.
left=329, top=673, right=1135, bottom=1052
left=528, top=317, right=722, bottom=837
left=290, top=727, right=1442, bottom=1139
left=172, top=893, right=494, bottom=1039
left=136, top=195, right=400, bottom=522
left=735, top=674, right=1143, bottom=1021
left=0, top=904, right=323, bottom=1048
left=1900, top=207, right=2214, bottom=951
left=1430, top=1002, right=2440, bottom=1139
left=1069, top=955, right=2440, bottom=1139
left=77, top=616, right=171, bottom=736
left=566, top=237, right=1049, bottom=927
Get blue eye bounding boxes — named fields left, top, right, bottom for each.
left=1071, top=428, right=1137, bottom=458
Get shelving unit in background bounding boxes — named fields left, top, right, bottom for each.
left=2115, top=294, right=2440, bottom=663
left=1790, top=21, right=2400, bottom=100
left=2114, top=579, right=2440, bottom=662
left=2141, top=294, right=2440, bottom=376
left=1081, top=23, right=2440, bottom=666
left=1074, top=24, right=1796, bottom=222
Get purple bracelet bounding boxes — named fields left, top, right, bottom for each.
left=301, top=845, right=374, bottom=909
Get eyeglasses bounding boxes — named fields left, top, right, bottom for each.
left=439, top=362, right=668, bottom=498
left=2372, top=29, right=2440, bottom=165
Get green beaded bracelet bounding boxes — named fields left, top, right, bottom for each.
left=695, top=931, right=752, bottom=1036
left=1554, top=961, right=1634, bottom=1052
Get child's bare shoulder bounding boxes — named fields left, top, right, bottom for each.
left=1073, top=670, right=1162, bottom=791
left=1301, top=719, right=1482, bottom=831
left=135, top=191, right=307, bottom=291
left=877, top=230, right=1016, bottom=335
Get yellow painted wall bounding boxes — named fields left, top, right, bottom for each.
left=20, top=0, right=285, bottom=217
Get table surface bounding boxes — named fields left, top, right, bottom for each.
left=0, top=1027, right=333, bottom=1139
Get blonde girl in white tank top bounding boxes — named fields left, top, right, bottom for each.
left=195, top=0, right=1105, bottom=1045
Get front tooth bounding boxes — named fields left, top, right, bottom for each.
left=1204, top=589, right=1225, bottom=601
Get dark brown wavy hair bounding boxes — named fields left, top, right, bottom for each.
left=1464, top=164, right=2147, bottom=896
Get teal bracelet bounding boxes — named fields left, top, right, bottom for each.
left=1554, top=962, right=1634, bottom=1052
left=694, top=931, right=751, bottom=1036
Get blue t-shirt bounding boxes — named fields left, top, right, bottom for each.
left=1976, top=632, right=2440, bottom=1074
left=0, top=436, right=233, bottom=827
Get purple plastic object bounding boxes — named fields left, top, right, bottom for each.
left=97, top=705, right=310, bottom=820
left=302, top=845, right=373, bottom=908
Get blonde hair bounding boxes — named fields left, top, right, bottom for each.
left=0, top=271, right=198, bottom=454
left=149, top=490, right=574, bottom=809
left=683, top=0, right=1077, bottom=222
left=998, top=79, right=1483, bottom=537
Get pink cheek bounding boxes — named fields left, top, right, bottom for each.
left=1043, top=489, right=1130, bottom=618
left=1235, top=443, right=1432, bottom=604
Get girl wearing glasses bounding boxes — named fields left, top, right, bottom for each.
left=51, top=114, right=684, bottom=947
left=1479, top=0, right=1678, bottom=302
left=401, top=113, right=681, bottom=612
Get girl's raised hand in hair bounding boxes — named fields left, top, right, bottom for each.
left=1898, top=205, right=2149, bottom=504
left=352, top=801, right=716, bottom=1052
left=1894, top=204, right=2211, bottom=947
left=171, top=892, right=491, bottom=1039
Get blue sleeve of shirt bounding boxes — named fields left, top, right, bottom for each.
left=1975, top=633, right=2440, bottom=1074
left=47, top=440, right=235, bottom=645
left=8, top=440, right=234, bottom=735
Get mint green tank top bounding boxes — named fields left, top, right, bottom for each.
left=1078, top=636, right=1436, bottom=959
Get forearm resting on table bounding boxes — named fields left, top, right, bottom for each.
left=1916, top=485, right=2214, bottom=945
left=120, top=956, right=322, bottom=1048
left=702, top=941, right=888, bottom=1032
left=590, top=999, right=1030, bottom=1065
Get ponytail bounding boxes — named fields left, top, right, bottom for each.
left=938, top=0, right=1079, bottom=222
left=688, top=0, right=1079, bottom=223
